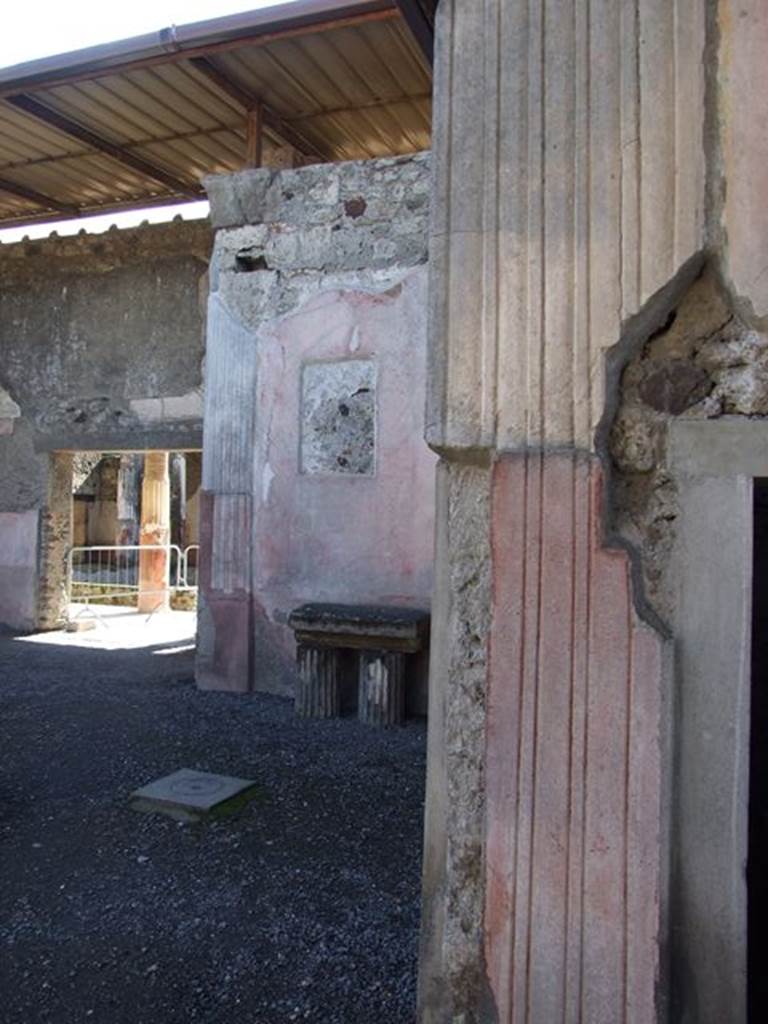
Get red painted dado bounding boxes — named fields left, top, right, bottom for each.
left=486, top=452, right=664, bottom=1023
left=196, top=489, right=254, bottom=692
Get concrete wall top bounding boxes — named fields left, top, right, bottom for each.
left=205, top=152, right=430, bottom=235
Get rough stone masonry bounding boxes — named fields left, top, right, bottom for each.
left=610, top=267, right=768, bottom=624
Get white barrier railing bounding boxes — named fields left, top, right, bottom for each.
left=180, top=544, right=200, bottom=589
left=68, top=544, right=198, bottom=607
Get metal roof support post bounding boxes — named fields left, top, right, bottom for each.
left=245, top=103, right=264, bottom=169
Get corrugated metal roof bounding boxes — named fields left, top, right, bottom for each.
left=0, top=0, right=432, bottom=227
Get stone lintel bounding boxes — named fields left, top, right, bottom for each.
left=288, top=602, right=430, bottom=653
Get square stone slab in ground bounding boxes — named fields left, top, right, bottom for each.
left=130, top=768, right=258, bottom=822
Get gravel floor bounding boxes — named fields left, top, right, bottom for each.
left=0, top=627, right=427, bottom=1024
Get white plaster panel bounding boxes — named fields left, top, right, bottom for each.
left=0, top=509, right=38, bottom=629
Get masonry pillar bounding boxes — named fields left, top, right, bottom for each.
left=37, top=451, right=74, bottom=630
left=419, top=2, right=706, bottom=1021
left=195, top=297, right=256, bottom=691
left=170, top=452, right=187, bottom=548
left=185, top=451, right=202, bottom=547
left=137, top=451, right=170, bottom=614
left=116, top=454, right=142, bottom=546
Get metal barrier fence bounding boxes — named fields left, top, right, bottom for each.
left=180, top=544, right=199, bottom=588
left=69, top=544, right=199, bottom=607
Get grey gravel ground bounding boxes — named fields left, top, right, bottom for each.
left=0, top=630, right=426, bottom=1024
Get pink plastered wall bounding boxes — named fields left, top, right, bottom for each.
left=485, top=453, right=663, bottom=1022
left=251, top=266, right=436, bottom=696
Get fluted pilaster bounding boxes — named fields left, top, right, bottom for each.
left=427, top=0, right=706, bottom=454
left=295, top=645, right=341, bottom=718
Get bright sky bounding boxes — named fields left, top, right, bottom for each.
left=1, top=0, right=298, bottom=69
left=0, top=0, right=300, bottom=242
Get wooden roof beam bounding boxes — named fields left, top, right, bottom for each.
left=0, top=175, right=79, bottom=216
left=188, top=56, right=326, bottom=163
left=394, top=0, right=435, bottom=66
left=285, top=92, right=432, bottom=121
left=4, top=94, right=203, bottom=199
left=245, top=104, right=264, bottom=168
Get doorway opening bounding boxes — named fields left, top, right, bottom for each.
left=749, top=479, right=768, bottom=1019
left=40, top=448, right=201, bottom=650
left=69, top=450, right=200, bottom=615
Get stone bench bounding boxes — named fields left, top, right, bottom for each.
left=288, top=603, right=430, bottom=726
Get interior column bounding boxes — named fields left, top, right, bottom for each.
left=138, top=451, right=170, bottom=614
left=116, top=453, right=142, bottom=546
left=184, top=451, right=202, bottom=548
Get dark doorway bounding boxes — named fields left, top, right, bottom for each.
left=749, top=480, right=768, bottom=1019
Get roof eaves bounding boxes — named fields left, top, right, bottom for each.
left=0, top=0, right=395, bottom=93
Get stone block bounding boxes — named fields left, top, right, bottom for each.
left=130, top=768, right=258, bottom=822
left=204, top=169, right=275, bottom=230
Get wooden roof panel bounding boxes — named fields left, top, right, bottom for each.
left=11, top=151, right=175, bottom=203
left=0, top=104, right=87, bottom=164
left=0, top=0, right=432, bottom=226
left=0, top=193, right=40, bottom=222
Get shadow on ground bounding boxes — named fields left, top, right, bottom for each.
left=0, top=629, right=426, bottom=1024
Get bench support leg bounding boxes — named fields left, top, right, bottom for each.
left=295, top=645, right=340, bottom=718
left=358, top=650, right=406, bottom=726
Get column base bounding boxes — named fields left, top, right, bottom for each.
left=295, top=645, right=341, bottom=718
left=358, top=650, right=405, bottom=727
